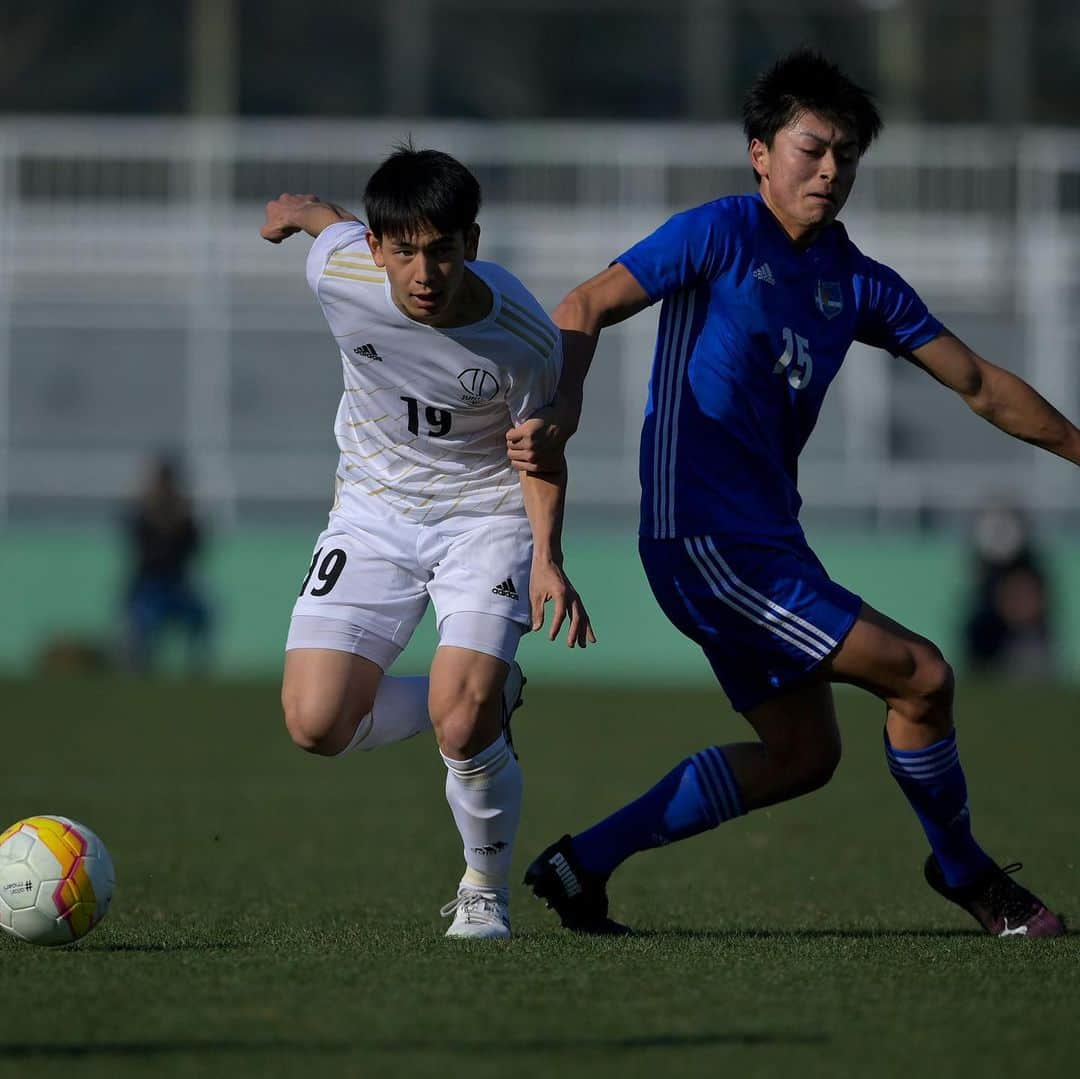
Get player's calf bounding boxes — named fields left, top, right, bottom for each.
left=429, top=648, right=525, bottom=934
left=282, top=691, right=370, bottom=756
left=282, top=650, right=434, bottom=756
left=740, top=684, right=842, bottom=808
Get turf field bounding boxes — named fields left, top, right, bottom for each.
left=1, top=676, right=1077, bottom=1078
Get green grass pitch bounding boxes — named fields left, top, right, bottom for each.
left=1, top=676, right=1078, bottom=1078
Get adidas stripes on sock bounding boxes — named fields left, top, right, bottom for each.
left=884, top=728, right=994, bottom=888
left=573, top=746, right=745, bottom=879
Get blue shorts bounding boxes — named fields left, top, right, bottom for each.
left=639, top=533, right=862, bottom=714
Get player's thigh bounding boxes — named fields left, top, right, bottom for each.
left=425, top=513, right=533, bottom=635
left=822, top=601, right=954, bottom=708
left=281, top=648, right=384, bottom=750
left=639, top=533, right=860, bottom=715
left=283, top=522, right=430, bottom=745
left=289, top=524, right=429, bottom=657
left=428, top=644, right=511, bottom=758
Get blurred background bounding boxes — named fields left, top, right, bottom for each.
left=2, top=0, right=1078, bottom=685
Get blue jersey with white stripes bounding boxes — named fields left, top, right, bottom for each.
left=617, top=193, right=943, bottom=539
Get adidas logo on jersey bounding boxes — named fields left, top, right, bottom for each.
left=352, top=342, right=383, bottom=362
left=492, top=577, right=519, bottom=600
left=753, top=263, right=775, bottom=285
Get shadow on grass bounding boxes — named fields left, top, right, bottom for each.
left=0, top=1041, right=348, bottom=1059
left=1, top=1032, right=827, bottom=1058
left=628, top=927, right=984, bottom=940
left=374, top=1032, right=829, bottom=1052
left=78, top=941, right=251, bottom=953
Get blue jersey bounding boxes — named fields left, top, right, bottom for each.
left=617, top=193, right=943, bottom=540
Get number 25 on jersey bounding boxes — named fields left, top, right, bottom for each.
left=773, top=327, right=813, bottom=390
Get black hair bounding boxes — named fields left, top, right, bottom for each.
left=363, top=142, right=481, bottom=240
left=742, top=50, right=883, bottom=158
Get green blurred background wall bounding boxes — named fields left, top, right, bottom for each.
left=5, top=525, right=1079, bottom=685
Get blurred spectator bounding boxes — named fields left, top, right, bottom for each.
left=963, top=504, right=1055, bottom=677
left=122, top=455, right=212, bottom=673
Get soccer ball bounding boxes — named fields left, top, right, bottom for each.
left=0, top=816, right=115, bottom=946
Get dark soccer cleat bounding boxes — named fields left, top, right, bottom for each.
left=924, top=855, right=1065, bottom=938
left=524, top=835, right=631, bottom=935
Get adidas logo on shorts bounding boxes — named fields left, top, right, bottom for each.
left=492, top=577, right=519, bottom=600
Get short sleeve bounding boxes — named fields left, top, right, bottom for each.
left=306, top=220, right=370, bottom=294
left=505, top=335, right=562, bottom=426
left=616, top=202, right=732, bottom=303
left=854, top=256, right=944, bottom=355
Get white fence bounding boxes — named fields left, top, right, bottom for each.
left=1, top=118, right=1078, bottom=525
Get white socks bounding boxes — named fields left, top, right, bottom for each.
left=334, top=679, right=522, bottom=892
left=441, top=736, right=522, bottom=890
left=338, top=675, right=430, bottom=754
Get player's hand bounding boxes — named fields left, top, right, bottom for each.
left=529, top=558, right=596, bottom=648
left=260, top=193, right=320, bottom=244
left=506, top=399, right=578, bottom=473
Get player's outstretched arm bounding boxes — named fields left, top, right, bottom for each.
left=909, top=331, right=1080, bottom=465
left=507, top=264, right=651, bottom=474
left=518, top=465, right=596, bottom=648
left=260, top=193, right=359, bottom=244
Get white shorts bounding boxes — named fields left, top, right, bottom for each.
left=285, top=507, right=532, bottom=670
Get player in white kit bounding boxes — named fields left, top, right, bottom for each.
left=261, top=146, right=594, bottom=939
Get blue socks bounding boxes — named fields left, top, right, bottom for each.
left=885, top=729, right=994, bottom=887
left=572, top=747, right=745, bottom=879
left=568, top=732, right=992, bottom=889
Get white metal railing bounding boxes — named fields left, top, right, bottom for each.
left=1, top=118, right=1078, bottom=526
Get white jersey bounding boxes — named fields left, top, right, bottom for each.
left=306, top=221, right=561, bottom=525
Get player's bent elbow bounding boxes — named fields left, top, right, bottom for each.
left=556, top=283, right=609, bottom=336
left=964, top=388, right=996, bottom=422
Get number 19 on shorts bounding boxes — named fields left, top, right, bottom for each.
left=299, top=547, right=347, bottom=597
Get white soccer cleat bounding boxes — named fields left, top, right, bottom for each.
left=440, top=885, right=512, bottom=940
left=501, top=660, right=526, bottom=758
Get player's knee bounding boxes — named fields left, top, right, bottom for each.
left=430, top=684, right=499, bottom=759
left=899, top=649, right=955, bottom=725
left=281, top=693, right=344, bottom=756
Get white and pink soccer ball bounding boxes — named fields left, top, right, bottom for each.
left=0, top=816, right=115, bottom=946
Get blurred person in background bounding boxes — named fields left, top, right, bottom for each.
left=509, top=51, right=1079, bottom=939
left=122, top=455, right=212, bottom=674
left=964, top=503, right=1055, bottom=677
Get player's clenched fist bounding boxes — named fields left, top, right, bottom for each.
left=260, top=193, right=316, bottom=243
left=260, top=194, right=357, bottom=243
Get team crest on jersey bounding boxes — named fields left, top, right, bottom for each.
left=815, top=280, right=844, bottom=320
left=457, top=368, right=500, bottom=405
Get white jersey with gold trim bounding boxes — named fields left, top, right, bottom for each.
left=305, top=221, right=561, bottom=525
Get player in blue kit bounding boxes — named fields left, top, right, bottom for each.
left=509, top=51, right=1079, bottom=937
